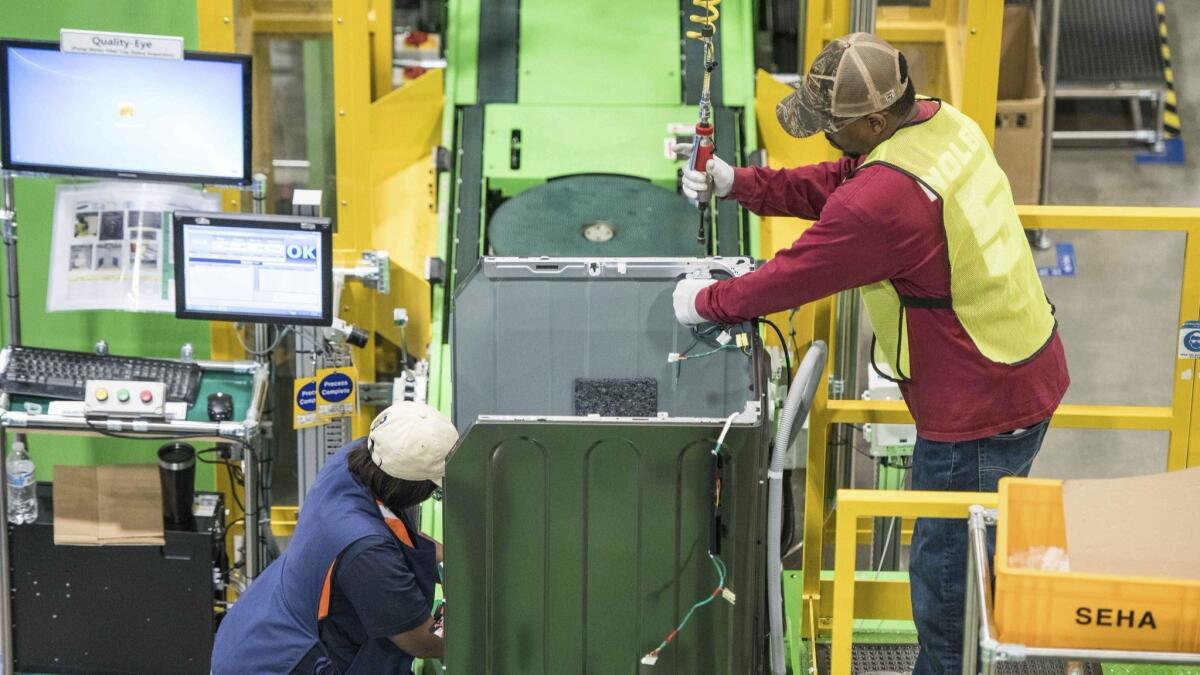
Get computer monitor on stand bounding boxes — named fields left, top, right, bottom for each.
left=172, top=211, right=334, bottom=326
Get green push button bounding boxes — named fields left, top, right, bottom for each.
left=117, top=389, right=130, bottom=403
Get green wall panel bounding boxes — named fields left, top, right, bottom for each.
left=483, top=104, right=697, bottom=195
left=517, top=0, right=681, bottom=105
left=0, top=0, right=215, bottom=487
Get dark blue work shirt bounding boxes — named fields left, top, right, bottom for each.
left=315, top=519, right=435, bottom=674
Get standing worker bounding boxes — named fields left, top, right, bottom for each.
left=212, top=402, right=458, bottom=674
left=674, top=34, right=1069, bottom=674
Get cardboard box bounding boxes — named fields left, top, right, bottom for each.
left=994, top=5, right=1045, bottom=205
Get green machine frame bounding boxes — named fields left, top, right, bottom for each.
left=431, top=1, right=771, bottom=673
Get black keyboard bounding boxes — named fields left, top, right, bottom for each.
left=0, top=346, right=203, bottom=404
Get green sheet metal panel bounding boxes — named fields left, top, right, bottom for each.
left=716, top=0, right=757, bottom=109
left=0, top=2, right=216, bottom=487
left=518, top=0, right=682, bottom=105
left=446, top=0, right=481, bottom=105
left=482, top=104, right=698, bottom=195
left=445, top=419, right=768, bottom=674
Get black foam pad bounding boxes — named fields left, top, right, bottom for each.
left=573, top=378, right=658, bottom=417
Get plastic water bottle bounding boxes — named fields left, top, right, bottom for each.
left=7, top=441, right=37, bottom=525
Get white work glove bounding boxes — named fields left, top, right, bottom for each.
left=680, top=150, right=735, bottom=200
left=673, top=278, right=716, bottom=326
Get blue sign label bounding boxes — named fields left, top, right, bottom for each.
left=319, top=372, right=353, bottom=402
left=296, top=381, right=317, bottom=411
left=1037, top=242, right=1077, bottom=278
left=1185, top=331, right=1200, bottom=354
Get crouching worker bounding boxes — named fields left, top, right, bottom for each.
left=212, top=402, right=459, bottom=674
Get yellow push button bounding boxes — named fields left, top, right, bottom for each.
left=95, top=388, right=109, bottom=402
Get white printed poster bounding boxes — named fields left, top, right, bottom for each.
left=47, top=181, right=221, bottom=312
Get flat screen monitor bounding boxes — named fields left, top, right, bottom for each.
left=0, top=39, right=251, bottom=184
left=173, top=211, right=333, bottom=326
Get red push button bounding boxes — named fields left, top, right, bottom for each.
left=140, top=390, right=154, bottom=404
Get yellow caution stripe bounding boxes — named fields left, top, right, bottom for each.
left=1156, top=1, right=1181, bottom=138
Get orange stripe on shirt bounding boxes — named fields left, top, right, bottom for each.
left=317, top=561, right=336, bottom=620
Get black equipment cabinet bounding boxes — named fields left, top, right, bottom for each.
left=9, top=483, right=226, bottom=674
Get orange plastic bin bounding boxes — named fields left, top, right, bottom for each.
left=995, top=478, right=1200, bottom=653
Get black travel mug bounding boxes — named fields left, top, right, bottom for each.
left=157, top=442, right=196, bottom=528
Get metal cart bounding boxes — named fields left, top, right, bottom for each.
left=963, top=505, right=1200, bottom=675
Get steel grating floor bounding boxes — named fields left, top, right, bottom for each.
left=1058, top=0, right=1165, bottom=84
left=815, top=643, right=1105, bottom=675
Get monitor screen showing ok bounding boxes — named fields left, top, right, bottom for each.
left=173, top=211, right=332, bottom=326
left=0, top=39, right=250, bottom=184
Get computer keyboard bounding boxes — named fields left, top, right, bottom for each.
left=0, top=346, right=203, bottom=404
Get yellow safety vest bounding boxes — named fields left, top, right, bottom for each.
left=857, top=101, right=1055, bottom=381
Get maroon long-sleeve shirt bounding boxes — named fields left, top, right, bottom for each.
left=696, top=100, right=1069, bottom=441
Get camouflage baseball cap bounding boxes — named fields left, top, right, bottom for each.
left=777, top=33, right=909, bottom=138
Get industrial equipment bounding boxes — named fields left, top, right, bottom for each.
left=431, top=0, right=770, bottom=671
left=10, top=485, right=227, bottom=674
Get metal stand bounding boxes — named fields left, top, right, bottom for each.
left=0, top=172, right=17, bottom=675
left=1039, top=0, right=1061, bottom=203
left=963, top=505, right=1200, bottom=675
left=2, top=174, right=19, bottom=346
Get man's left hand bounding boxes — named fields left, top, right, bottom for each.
left=673, top=278, right=716, bottom=326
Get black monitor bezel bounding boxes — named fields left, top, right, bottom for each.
left=0, top=38, right=252, bottom=186
left=172, top=210, right=334, bottom=326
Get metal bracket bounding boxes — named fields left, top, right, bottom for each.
left=335, top=251, right=391, bottom=294
left=360, top=251, right=390, bottom=294
left=359, top=382, right=395, bottom=406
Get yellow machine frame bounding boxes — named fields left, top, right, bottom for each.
left=197, top=0, right=443, bottom=545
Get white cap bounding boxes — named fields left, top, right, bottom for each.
left=367, top=402, right=459, bottom=486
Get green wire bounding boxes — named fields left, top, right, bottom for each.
left=680, top=344, right=739, bottom=360
left=650, top=553, right=728, bottom=655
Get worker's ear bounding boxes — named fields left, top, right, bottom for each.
left=865, top=112, right=889, bottom=135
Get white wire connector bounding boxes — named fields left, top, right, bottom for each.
left=722, top=588, right=737, bottom=604
left=641, top=652, right=659, bottom=666
left=716, top=330, right=732, bottom=345
left=667, top=352, right=682, bottom=363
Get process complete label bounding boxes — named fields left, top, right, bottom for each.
left=317, top=367, right=357, bottom=418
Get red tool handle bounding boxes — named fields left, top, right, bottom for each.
left=693, top=123, right=715, bottom=171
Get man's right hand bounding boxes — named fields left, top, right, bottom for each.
left=673, top=278, right=716, bottom=326
left=681, top=154, right=735, bottom=200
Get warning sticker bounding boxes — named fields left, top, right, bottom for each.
left=1179, top=321, right=1200, bottom=359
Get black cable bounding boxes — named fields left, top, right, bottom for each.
left=224, top=516, right=245, bottom=544
left=225, top=461, right=246, bottom=513
left=758, top=318, right=793, bottom=382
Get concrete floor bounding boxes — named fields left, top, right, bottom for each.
left=1029, top=0, right=1200, bottom=480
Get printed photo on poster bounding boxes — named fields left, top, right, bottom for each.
left=47, top=181, right=220, bottom=313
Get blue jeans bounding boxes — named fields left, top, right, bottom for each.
left=909, top=419, right=1050, bottom=675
